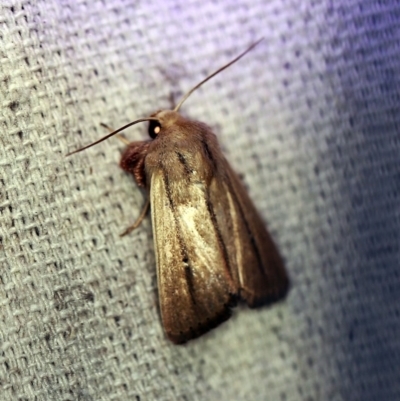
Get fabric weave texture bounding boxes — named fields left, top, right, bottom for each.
left=1, top=1, right=399, bottom=400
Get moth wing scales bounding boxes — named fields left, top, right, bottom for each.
left=150, top=171, right=237, bottom=344
left=219, top=159, right=289, bottom=307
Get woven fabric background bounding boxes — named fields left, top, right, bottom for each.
left=1, top=1, right=399, bottom=400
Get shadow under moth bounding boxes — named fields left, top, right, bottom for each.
left=68, top=39, right=289, bottom=344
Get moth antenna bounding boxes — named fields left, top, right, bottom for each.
left=174, top=38, right=264, bottom=112
left=66, top=118, right=159, bottom=156
left=100, top=122, right=131, bottom=145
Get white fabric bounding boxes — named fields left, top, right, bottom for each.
left=1, top=1, right=399, bottom=400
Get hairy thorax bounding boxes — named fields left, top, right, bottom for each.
left=120, top=110, right=221, bottom=189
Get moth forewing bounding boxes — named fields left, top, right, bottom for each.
left=149, top=147, right=237, bottom=344
left=222, top=161, right=289, bottom=306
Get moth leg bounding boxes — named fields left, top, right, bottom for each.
left=120, top=198, right=150, bottom=237
left=100, top=122, right=130, bottom=145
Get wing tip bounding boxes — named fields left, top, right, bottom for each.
left=165, top=294, right=238, bottom=344
left=242, top=271, right=290, bottom=309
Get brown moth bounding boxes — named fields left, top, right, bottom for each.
left=67, top=40, right=289, bottom=344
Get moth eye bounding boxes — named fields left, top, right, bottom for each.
left=148, top=120, right=161, bottom=139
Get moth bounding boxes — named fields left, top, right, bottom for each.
left=68, top=40, right=289, bottom=344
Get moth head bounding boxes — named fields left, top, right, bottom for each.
left=148, top=110, right=181, bottom=139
